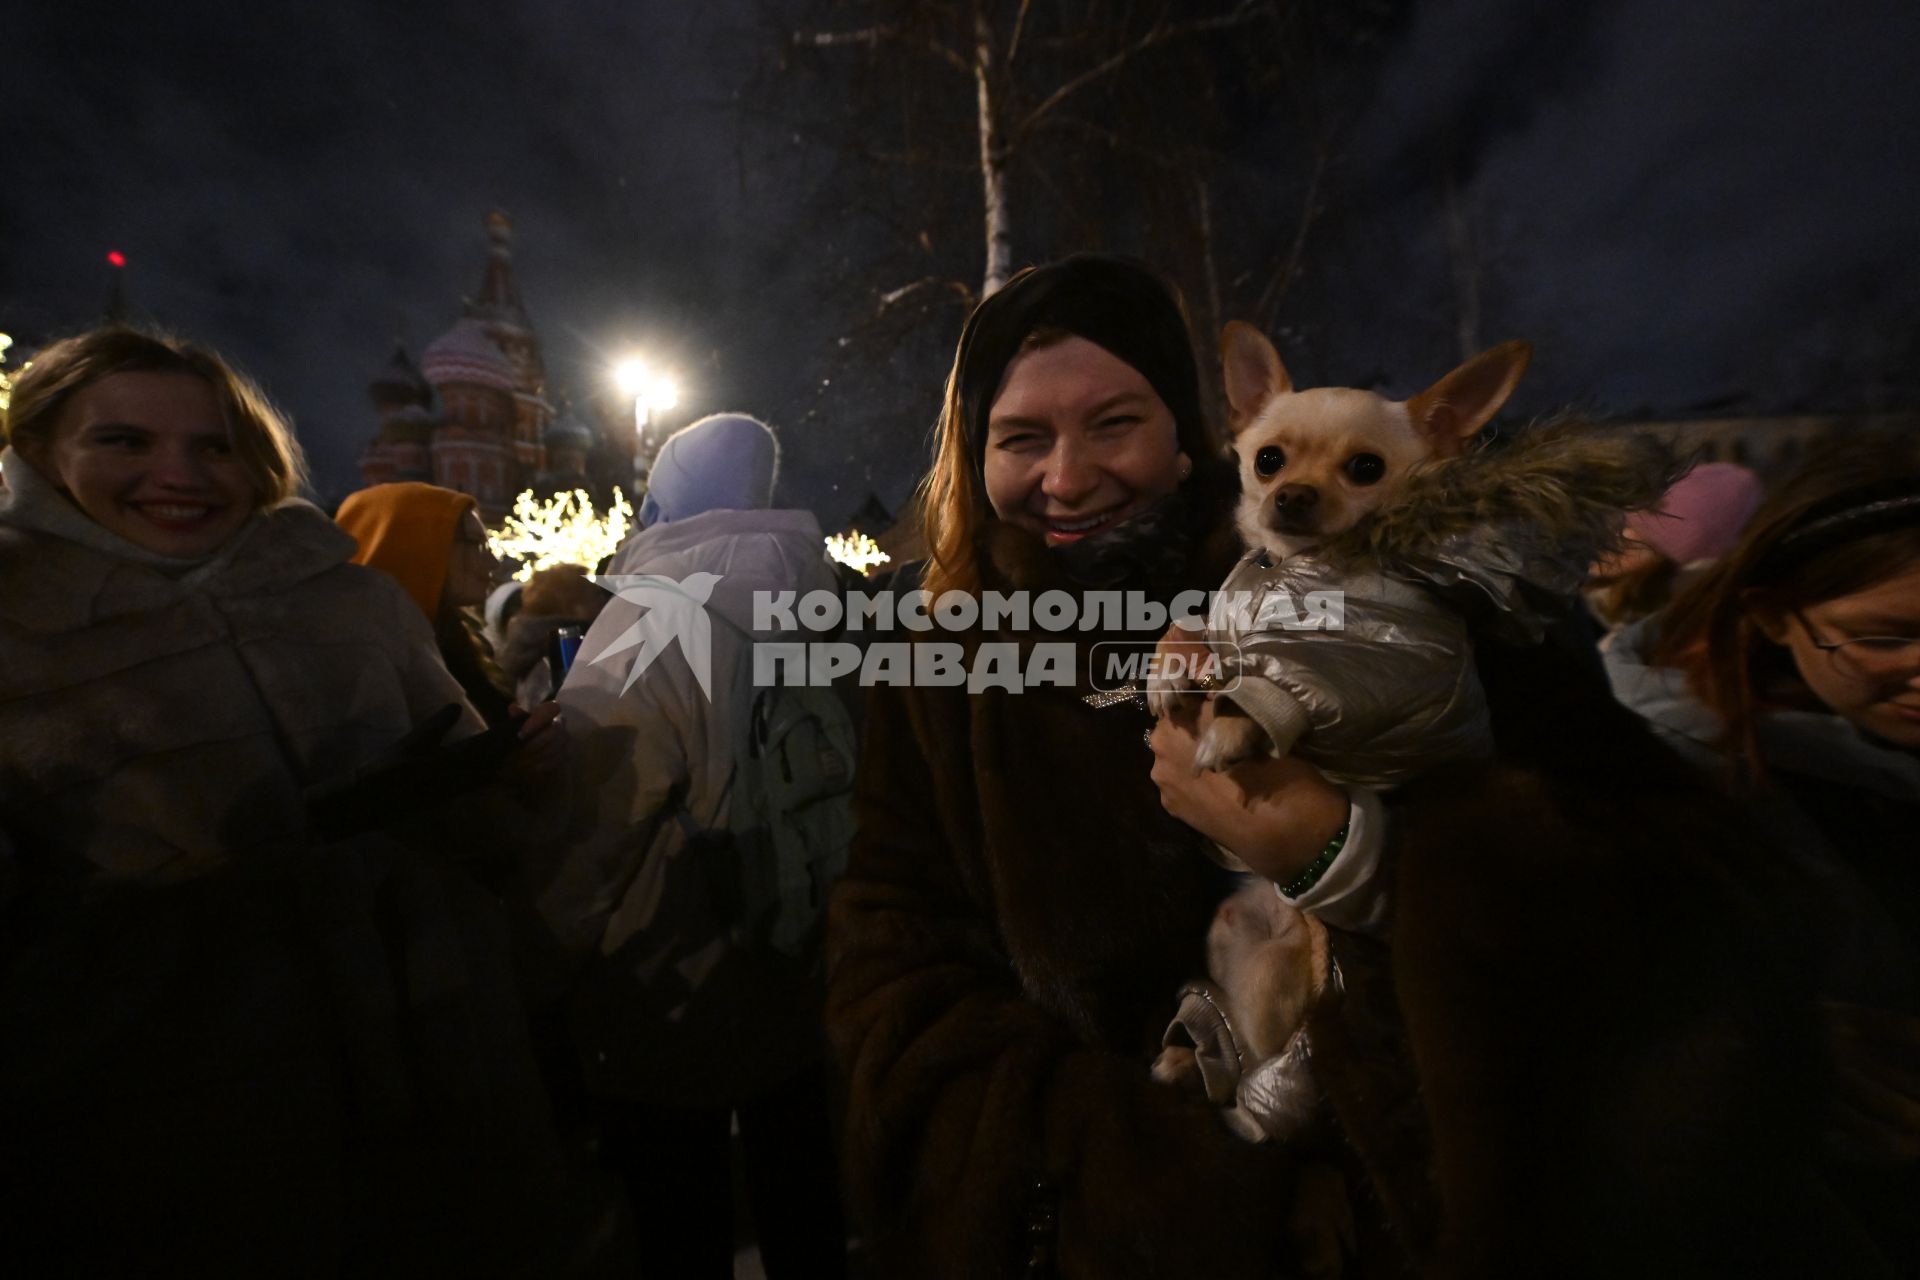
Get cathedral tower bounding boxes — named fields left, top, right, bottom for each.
left=465, top=210, right=553, bottom=477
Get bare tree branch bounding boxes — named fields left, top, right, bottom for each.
left=1255, top=144, right=1328, bottom=325
left=792, top=26, right=894, bottom=47
left=1007, top=0, right=1033, bottom=64
left=878, top=275, right=977, bottom=311
left=793, top=26, right=972, bottom=76
left=1010, top=1, right=1271, bottom=143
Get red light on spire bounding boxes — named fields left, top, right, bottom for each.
left=107, top=251, right=127, bottom=268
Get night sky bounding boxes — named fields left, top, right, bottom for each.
left=3, top=0, right=1915, bottom=525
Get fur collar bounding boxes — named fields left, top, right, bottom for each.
left=1317, top=421, right=1681, bottom=640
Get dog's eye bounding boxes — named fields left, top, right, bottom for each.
left=1255, top=445, right=1285, bottom=477
left=1345, top=453, right=1386, bottom=486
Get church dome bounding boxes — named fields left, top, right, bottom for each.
left=368, top=341, right=431, bottom=405
left=421, top=318, right=517, bottom=393
left=543, top=410, right=594, bottom=450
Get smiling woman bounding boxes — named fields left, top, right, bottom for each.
left=36, top=371, right=255, bottom=557
left=982, top=333, right=1190, bottom=546
left=4, top=328, right=305, bottom=561
left=0, top=326, right=578, bottom=1272
left=918, top=255, right=1220, bottom=599
left=827, top=256, right=1373, bottom=1276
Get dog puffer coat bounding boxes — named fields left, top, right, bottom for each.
left=1211, top=552, right=1490, bottom=787
left=1210, top=423, right=1682, bottom=789
left=0, top=450, right=577, bottom=1274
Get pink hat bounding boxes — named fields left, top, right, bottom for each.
left=1627, top=462, right=1764, bottom=565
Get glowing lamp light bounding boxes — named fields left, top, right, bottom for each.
left=487, top=488, right=634, bottom=582
left=611, top=358, right=647, bottom=396
left=826, top=531, right=891, bottom=575
left=612, top=357, right=678, bottom=411
left=107, top=251, right=127, bottom=268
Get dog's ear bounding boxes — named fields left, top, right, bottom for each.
left=1221, top=321, right=1293, bottom=434
left=1406, top=339, right=1532, bottom=456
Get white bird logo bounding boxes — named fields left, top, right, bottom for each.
left=588, top=572, right=724, bottom=699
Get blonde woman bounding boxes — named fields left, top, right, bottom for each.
left=0, top=327, right=574, bottom=1273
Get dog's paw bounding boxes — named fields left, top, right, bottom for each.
left=1145, top=683, right=1173, bottom=721
left=1144, top=672, right=1193, bottom=721
left=1150, top=1045, right=1205, bottom=1094
left=1193, top=714, right=1270, bottom=773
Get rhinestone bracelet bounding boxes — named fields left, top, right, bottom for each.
left=1278, top=820, right=1349, bottom=900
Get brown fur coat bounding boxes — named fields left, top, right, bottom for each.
left=1381, top=635, right=1886, bottom=1278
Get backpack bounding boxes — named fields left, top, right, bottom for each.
left=680, top=620, right=858, bottom=958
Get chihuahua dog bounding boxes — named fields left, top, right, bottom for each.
left=1148, top=323, right=1532, bottom=771
left=1222, top=321, right=1532, bottom=557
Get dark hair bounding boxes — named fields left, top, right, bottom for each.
left=4, top=325, right=308, bottom=505
left=1588, top=554, right=1681, bottom=631
left=1653, top=435, right=1920, bottom=782
left=917, top=255, right=1217, bottom=597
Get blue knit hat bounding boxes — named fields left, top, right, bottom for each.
left=641, top=413, right=780, bottom=526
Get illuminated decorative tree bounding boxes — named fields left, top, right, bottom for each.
left=487, top=487, right=634, bottom=581
left=825, top=530, right=891, bottom=575
left=0, top=333, right=16, bottom=415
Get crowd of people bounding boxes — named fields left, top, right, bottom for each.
left=1, top=258, right=1915, bottom=1278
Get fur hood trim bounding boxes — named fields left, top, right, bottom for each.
left=1321, top=421, right=1682, bottom=641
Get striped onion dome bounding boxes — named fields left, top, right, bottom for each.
left=420, top=317, right=517, bottom=392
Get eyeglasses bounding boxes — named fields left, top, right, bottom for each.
left=1791, top=610, right=1920, bottom=679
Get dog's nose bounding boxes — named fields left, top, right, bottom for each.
left=1274, top=483, right=1318, bottom=511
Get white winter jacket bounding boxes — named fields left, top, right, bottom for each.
left=539, top=506, right=838, bottom=1104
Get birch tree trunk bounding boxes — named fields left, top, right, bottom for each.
left=974, top=5, right=1013, bottom=296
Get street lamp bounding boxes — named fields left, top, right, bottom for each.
left=612, top=357, right=680, bottom=494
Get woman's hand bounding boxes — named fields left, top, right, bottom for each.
left=1149, top=698, right=1347, bottom=884
left=503, top=700, right=569, bottom=788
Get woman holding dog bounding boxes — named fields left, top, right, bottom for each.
left=0, top=327, right=577, bottom=1272
left=829, top=254, right=1863, bottom=1277
left=1606, top=438, right=1920, bottom=1271
left=825, top=255, right=1376, bottom=1276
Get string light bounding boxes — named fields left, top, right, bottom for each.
left=825, top=530, right=890, bottom=574
left=487, top=488, right=633, bottom=582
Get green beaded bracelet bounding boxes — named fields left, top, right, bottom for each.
left=1279, top=820, right=1350, bottom=900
